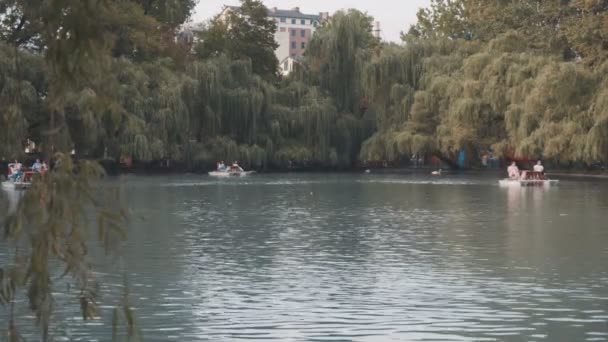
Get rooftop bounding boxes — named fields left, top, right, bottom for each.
left=224, top=6, right=322, bottom=21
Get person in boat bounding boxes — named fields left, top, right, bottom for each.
left=507, top=161, right=520, bottom=180
left=533, top=160, right=544, bottom=173
left=232, top=161, right=244, bottom=172
left=32, top=159, right=42, bottom=172
left=219, top=161, right=227, bottom=172
left=8, top=160, right=23, bottom=181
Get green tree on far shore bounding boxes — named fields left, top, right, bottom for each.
left=196, top=0, right=279, bottom=79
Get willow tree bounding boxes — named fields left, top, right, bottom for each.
left=1, top=0, right=197, bottom=340
left=508, top=63, right=598, bottom=161
left=585, top=73, right=608, bottom=162
left=359, top=38, right=465, bottom=162
left=0, top=43, right=44, bottom=159
left=306, top=9, right=376, bottom=115
left=357, top=0, right=608, bottom=167
left=270, top=85, right=342, bottom=166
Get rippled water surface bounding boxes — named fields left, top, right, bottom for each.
left=2, top=173, right=608, bottom=341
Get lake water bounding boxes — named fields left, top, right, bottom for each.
left=2, top=173, right=608, bottom=341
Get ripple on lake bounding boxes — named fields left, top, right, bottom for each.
left=1, top=173, right=608, bottom=341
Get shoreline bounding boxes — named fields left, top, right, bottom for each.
left=108, top=167, right=608, bottom=179
left=546, top=172, right=608, bottom=179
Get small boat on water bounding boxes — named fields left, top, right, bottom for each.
left=208, top=170, right=255, bottom=177
left=2, top=170, right=34, bottom=191
left=499, top=171, right=559, bottom=187
left=209, top=161, right=254, bottom=178
left=1, top=180, right=32, bottom=190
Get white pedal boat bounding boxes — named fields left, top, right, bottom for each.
left=499, top=171, right=559, bottom=187
left=2, top=180, right=32, bottom=190
left=208, top=171, right=255, bottom=177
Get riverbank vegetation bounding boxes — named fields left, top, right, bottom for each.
left=2, top=0, right=608, bottom=172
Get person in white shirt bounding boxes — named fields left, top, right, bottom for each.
left=533, top=160, right=544, bottom=173
left=507, top=161, right=520, bottom=180
left=8, top=160, right=23, bottom=181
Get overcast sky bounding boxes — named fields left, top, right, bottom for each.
left=191, top=0, right=431, bottom=42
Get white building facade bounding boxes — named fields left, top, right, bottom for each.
left=220, top=6, right=328, bottom=75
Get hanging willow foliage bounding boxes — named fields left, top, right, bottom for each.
left=1, top=154, right=136, bottom=340
left=0, top=43, right=44, bottom=158
left=306, top=10, right=376, bottom=115
left=360, top=27, right=608, bottom=165
left=5, top=3, right=608, bottom=170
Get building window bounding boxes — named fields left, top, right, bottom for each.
left=280, top=27, right=286, bottom=32
left=291, top=19, right=296, bottom=24
left=291, top=53, right=296, bottom=57
left=301, top=42, right=306, bottom=49
left=301, top=30, right=305, bottom=37
left=291, top=30, right=296, bottom=37
left=280, top=17, right=286, bottom=23
left=313, top=21, right=318, bottom=27
left=301, top=19, right=306, bottom=25
left=291, top=42, right=296, bottom=49
left=284, top=61, right=288, bottom=70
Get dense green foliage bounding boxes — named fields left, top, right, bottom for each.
left=2, top=0, right=608, bottom=171
left=196, top=0, right=279, bottom=79
left=364, top=0, right=608, bottom=165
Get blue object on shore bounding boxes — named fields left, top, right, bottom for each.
left=458, top=150, right=465, bottom=168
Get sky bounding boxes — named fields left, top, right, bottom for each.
left=191, top=0, right=431, bottom=42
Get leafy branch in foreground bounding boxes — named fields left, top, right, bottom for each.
left=1, top=153, right=137, bottom=341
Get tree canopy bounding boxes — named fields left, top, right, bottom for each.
left=2, top=0, right=608, bottom=172
left=364, top=0, right=608, bottom=166
left=195, top=0, right=279, bottom=79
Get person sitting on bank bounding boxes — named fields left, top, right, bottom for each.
left=507, top=161, right=520, bottom=180
left=533, top=160, right=545, bottom=173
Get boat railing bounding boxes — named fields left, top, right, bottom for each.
left=521, top=171, right=546, bottom=181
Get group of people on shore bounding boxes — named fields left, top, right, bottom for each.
left=216, top=161, right=244, bottom=173
left=7, top=159, right=48, bottom=182
left=508, top=160, right=545, bottom=180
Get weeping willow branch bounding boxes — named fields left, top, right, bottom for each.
left=1, top=154, right=133, bottom=340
